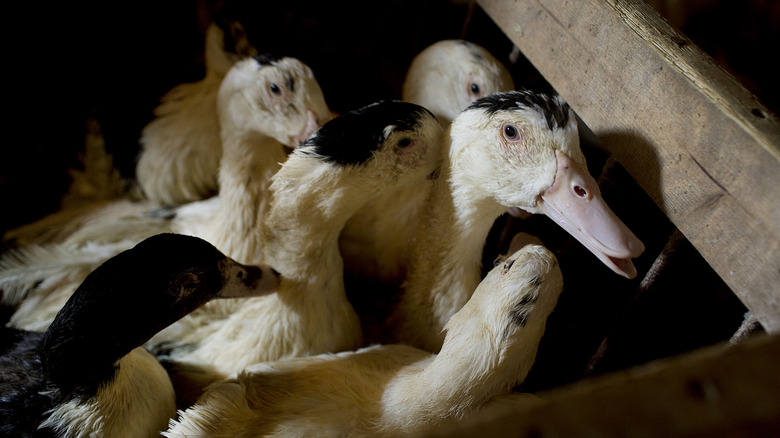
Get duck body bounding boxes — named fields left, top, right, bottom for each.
left=164, top=244, right=562, bottom=438
left=172, top=54, right=330, bottom=264
left=340, top=39, right=514, bottom=287
left=148, top=101, right=445, bottom=393
left=136, top=72, right=224, bottom=205
left=136, top=20, right=258, bottom=206
left=0, top=233, right=280, bottom=438
left=390, top=91, right=645, bottom=352
left=1, top=332, right=174, bottom=438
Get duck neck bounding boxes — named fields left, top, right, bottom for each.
left=262, top=159, right=369, bottom=280
left=211, top=132, right=287, bottom=262
left=401, top=160, right=506, bottom=351
left=38, top=276, right=210, bottom=396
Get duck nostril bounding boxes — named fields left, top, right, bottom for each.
left=574, top=185, right=587, bottom=198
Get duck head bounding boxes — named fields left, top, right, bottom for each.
left=296, top=100, right=445, bottom=190
left=403, top=39, right=515, bottom=125
left=449, top=91, right=644, bottom=278
left=217, top=55, right=333, bottom=148
left=39, top=233, right=280, bottom=390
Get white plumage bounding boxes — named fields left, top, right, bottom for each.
left=144, top=101, right=445, bottom=401
left=340, top=39, right=516, bottom=286
left=2, top=55, right=331, bottom=331
left=389, top=90, right=645, bottom=352
left=162, top=244, right=562, bottom=438
left=403, top=39, right=515, bottom=126
left=171, top=55, right=331, bottom=263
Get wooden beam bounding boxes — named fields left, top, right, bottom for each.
left=476, top=0, right=780, bottom=332
left=431, top=333, right=780, bottom=437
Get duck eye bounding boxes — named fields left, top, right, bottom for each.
left=269, top=83, right=281, bottom=95
left=470, top=83, right=480, bottom=96
left=236, top=270, right=245, bottom=279
left=398, top=138, right=412, bottom=148
left=503, top=124, right=520, bottom=140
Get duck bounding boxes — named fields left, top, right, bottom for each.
left=339, top=39, right=515, bottom=286
left=0, top=233, right=280, bottom=438
left=162, top=243, right=562, bottom=438
left=170, top=53, right=331, bottom=263
left=389, top=90, right=645, bottom=352
left=2, top=54, right=332, bottom=330
left=403, top=39, right=515, bottom=126
left=147, top=101, right=445, bottom=402
left=135, top=17, right=259, bottom=206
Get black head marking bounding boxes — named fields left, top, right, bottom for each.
left=508, top=291, right=540, bottom=328
left=468, top=90, right=571, bottom=131
left=38, top=234, right=231, bottom=395
left=254, top=53, right=278, bottom=67
left=286, top=74, right=295, bottom=92
left=300, top=100, right=434, bottom=165
left=501, top=258, right=516, bottom=274
left=457, top=40, right=487, bottom=64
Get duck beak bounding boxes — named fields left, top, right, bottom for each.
left=217, top=259, right=282, bottom=298
left=537, top=150, right=644, bottom=279
left=290, top=110, right=323, bottom=146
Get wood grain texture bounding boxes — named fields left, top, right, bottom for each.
left=431, top=333, right=780, bottom=437
left=477, top=0, right=780, bottom=332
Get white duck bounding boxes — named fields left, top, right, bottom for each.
left=403, top=39, right=515, bottom=126
left=340, top=39, right=515, bottom=285
left=3, top=55, right=331, bottom=330
left=145, top=101, right=445, bottom=400
left=163, top=244, right=561, bottom=438
left=389, top=90, right=645, bottom=352
left=135, top=18, right=259, bottom=206
left=0, top=233, right=280, bottom=438
left=171, top=54, right=330, bottom=263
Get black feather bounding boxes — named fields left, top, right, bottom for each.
left=467, top=90, right=571, bottom=131
left=0, top=234, right=244, bottom=436
left=39, top=234, right=229, bottom=396
left=300, top=100, right=434, bottom=165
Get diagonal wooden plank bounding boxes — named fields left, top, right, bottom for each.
left=431, top=333, right=780, bottom=437
left=477, top=0, right=780, bottom=332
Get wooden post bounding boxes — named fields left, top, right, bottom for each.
left=431, top=333, right=780, bottom=437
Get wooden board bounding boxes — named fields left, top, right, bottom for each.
left=430, top=333, right=780, bottom=436
left=476, top=0, right=780, bottom=332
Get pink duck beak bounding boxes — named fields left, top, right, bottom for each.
left=291, top=110, right=323, bottom=146
left=537, top=150, right=645, bottom=279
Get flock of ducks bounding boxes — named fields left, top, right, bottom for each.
left=0, top=17, right=644, bottom=438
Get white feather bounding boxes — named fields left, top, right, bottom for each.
left=163, top=245, right=562, bottom=438
left=340, top=39, right=515, bottom=286
left=40, top=349, right=176, bottom=438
